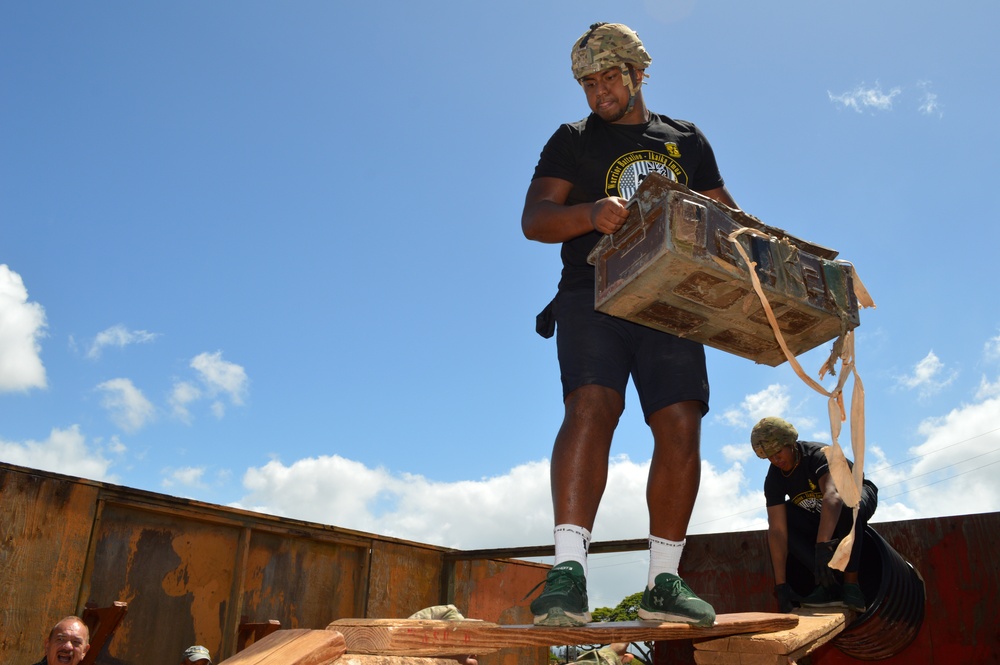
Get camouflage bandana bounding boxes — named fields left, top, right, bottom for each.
left=573, top=647, right=627, bottom=665
left=751, top=417, right=798, bottom=459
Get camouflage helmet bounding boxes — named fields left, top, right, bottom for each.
left=571, top=23, right=652, bottom=81
left=751, top=417, right=798, bottom=459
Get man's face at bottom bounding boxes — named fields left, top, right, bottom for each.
left=44, top=620, right=90, bottom=665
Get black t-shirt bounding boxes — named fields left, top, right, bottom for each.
left=531, top=112, right=726, bottom=292
left=764, top=440, right=857, bottom=513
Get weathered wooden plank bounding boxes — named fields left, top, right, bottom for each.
left=218, top=629, right=346, bottom=665
left=327, top=620, right=501, bottom=656
left=329, top=614, right=797, bottom=656
left=781, top=611, right=848, bottom=664
left=337, top=656, right=472, bottom=665
left=693, top=610, right=847, bottom=664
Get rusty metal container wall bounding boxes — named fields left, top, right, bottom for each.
left=83, top=500, right=245, bottom=662
left=242, top=528, right=370, bottom=627
left=0, top=463, right=548, bottom=665
left=7, top=462, right=998, bottom=664
left=452, top=558, right=550, bottom=665
left=366, top=540, right=447, bottom=619
left=591, top=173, right=860, bottom=367
left=0, top=468, right=100, bottom=662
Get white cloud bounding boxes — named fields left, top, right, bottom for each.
left=87, top=324, right=159, bottom=359
left=235, top=453, right=649, bottom=549
left=170, top=352, right=248, bottom=422
left=210, top=401, right=226, bottom=419
left=106, top=435, right=128, bottom=455
left=238, top=454, right=402, bottom=529
left=866, top=383, right=1000, bottom=521
left=169, top=381, right=202, bottom=423
left=0, top=425, right=115, bottom=482
left=0, top=264, right=48, bottom=392
left=916, top=80, right=943, bottom=117
left=96, top=378, right=155, bottom=433
left=191, top=351, right=247, bottom=404
left=977, top=376, right=1000, bottom=400
left=984, top=333, right=1000, bottom=363
left=163, top=466, right=208, bottom=489
left=719, top=383, right=791, bottom=427
left=170, top=351, right=250, bottom=423
left=721, top=443, right=752, bottom=463
left=828, top=82, right=901, bottom=113
left=895, top=350, right=957, bottom=397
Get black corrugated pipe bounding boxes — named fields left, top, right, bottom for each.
left=832, top=525, right=926, bottom=659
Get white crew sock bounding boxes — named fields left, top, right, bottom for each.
left=553, top=524, right=591, bottom=576
left=647, top=535, right=685, bottom=588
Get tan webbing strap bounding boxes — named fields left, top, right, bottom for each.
left=727, top=228, right=876, bottom=570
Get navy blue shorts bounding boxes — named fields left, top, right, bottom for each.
left=553, top=289, right=710, bottom=421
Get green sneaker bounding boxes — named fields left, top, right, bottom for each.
left=638, top=573, right=716, bottom=627
left=527, top=561, right=591, bottom=626
left=842, top=583, right=867, bottom=612
left=800, top=584, right=843, bottom=608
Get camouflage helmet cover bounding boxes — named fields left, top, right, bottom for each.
left=751, top=417, right=799, bottom=459
left=571, top=23, right=652, bottom=81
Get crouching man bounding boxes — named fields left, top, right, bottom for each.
left=752, top=417, right=878, bottom=612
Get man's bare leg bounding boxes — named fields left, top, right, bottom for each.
left=637, top=400, right=715, bottom=626
left=531, top=384, right=623, bottom=626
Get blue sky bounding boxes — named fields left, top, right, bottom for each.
left=3, top=1, right=999, bottom=611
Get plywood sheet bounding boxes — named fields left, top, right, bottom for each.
left=694, top=610, right=846, bottom=656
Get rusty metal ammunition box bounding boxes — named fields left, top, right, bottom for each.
left=588, top=174, right=860, bottom=366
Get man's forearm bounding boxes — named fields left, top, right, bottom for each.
left=767, top=528, right=789, bottom=584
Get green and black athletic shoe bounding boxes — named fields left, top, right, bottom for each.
left=800, top=584, right=843, bottom=608
left=841, top=583, right=867, bottom=612
left=527, top=561, right=591, bottom=626
left=638, top=573, right=716, bottom=627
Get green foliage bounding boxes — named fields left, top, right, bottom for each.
left=591, top=591, right=644, bottom=622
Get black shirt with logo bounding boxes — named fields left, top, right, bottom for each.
left=531, top=112, right=726, bottom=292
left=764, top=440, right=849, bottom=513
